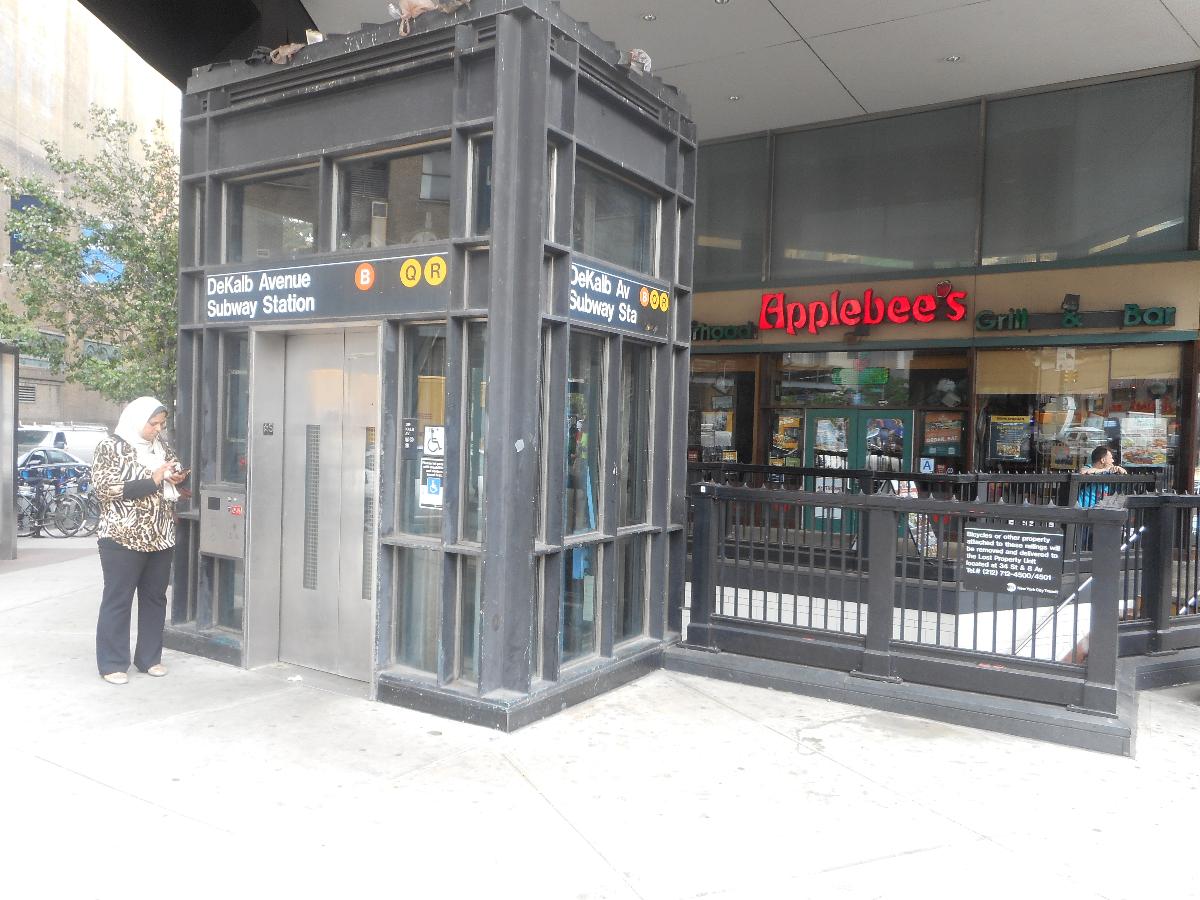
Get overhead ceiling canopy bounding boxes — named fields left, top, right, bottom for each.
left=77, top=0, right=315, bottom=87
left=84, top=0, right=1200, bottom=141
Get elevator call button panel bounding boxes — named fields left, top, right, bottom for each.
left=199, top=487, right=247, bottom=559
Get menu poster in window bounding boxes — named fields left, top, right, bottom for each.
left=921, top=411, right=964, bottom=457
left=1120, top=416, right=1169, bottom=466
left=772, top=415, right=801, bottom=454
left=989, top=416, right=1032, bottom=462
left=1049, top=442, right=1075, bottom=470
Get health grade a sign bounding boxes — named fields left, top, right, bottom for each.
left=569, top=260, right=670, bottom=337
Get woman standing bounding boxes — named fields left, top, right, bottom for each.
left=92, top=397, right=189, bottom=685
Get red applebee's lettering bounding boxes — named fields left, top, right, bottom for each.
left=759, top=288, right=968, bottom=336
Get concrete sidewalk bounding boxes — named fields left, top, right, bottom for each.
left=1, top=537, right=1198, bottom=900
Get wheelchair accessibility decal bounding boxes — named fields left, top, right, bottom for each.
left=419, top=426, right=446, bottom=509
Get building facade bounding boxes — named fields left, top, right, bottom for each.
left=0, top=0, right=180, bottom=427
left=690, top=68, right=1200, bottom=491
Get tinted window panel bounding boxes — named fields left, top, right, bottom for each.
left=772, top=105, right=981, bottom=281
left=982, top=72, right=1192, bottom=265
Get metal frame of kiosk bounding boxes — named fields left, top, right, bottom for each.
left=168, top=0, right=696, bottom=728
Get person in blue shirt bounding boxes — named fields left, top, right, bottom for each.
left=1081, top=445, right=1127, bottom=478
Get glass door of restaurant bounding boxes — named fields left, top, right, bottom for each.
left=802, top=409, right=914, bottom=531
left=803, top=410, right=914, bottom=471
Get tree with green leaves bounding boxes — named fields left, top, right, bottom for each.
left=0, top=106, right=179, bottom=410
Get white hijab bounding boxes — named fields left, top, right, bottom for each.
left=114, top=396, right=179, bottom=501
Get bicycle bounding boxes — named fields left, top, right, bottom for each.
left=60, top=474, right=101, bottom=537
left=16, top=467, right=89, bottom=538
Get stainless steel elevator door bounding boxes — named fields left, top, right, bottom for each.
left=279, top=330, right=379, bottom=681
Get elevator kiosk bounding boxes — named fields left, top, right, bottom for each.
left=168, top=0, right=696, bottom=728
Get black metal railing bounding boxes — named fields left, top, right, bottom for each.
left=688, top=483, right=1129, bottom=714
left=687, top=463, right=1161, bottom=505
left=683, top=464, right=1200, bottom=652
left=1118, top=495, right=1200, bottom=655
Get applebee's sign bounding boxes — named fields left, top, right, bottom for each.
left=760, top=281, right=968, bottom=336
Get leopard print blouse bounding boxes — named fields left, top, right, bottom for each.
left=91, top=437, right=178, bottom=552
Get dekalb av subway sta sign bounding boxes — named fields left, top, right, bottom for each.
left=760, top=281, right=968, bottom=336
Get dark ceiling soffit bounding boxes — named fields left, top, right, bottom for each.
left=77, top=0, right=315, bottom=88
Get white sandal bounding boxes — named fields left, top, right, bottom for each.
left=144, top=664, right=167, bottom=677
left=102, top=672, right=128, bottom=685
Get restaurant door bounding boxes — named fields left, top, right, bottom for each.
left=803, top=409, right=914, bottom=533
left=803, top=409, right=914, bottom=472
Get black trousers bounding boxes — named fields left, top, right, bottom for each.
left=96, top=538, right=173, bottom=675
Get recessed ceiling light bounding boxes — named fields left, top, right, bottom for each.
left=715, top=0, right=731, bottom=5
left=728, top=94, right=740, bottom=101
left=643, top=13, right=656, bottom=21
left=943, top=55, right=961, bottom=62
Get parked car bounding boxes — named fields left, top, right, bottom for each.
left=17, top=423, right=109, bottom=463
left=17, top=447, right=91, bottom=480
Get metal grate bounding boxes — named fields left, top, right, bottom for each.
left=362, top=426, right=377, bottom=600
left=17, top=383, right=36, bottom=403
left=302, top=425, right=320, bottom=590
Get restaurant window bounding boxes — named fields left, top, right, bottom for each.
left=226, top=168, right=317, bottom=263
left=337, top=147, right=450, bottom=250
left=975, top=346, right=1181, bottom=478
left=572, top=161, right=658, bottom=276
left=771, top=105, right=980, bottom=282
left=982, top=72, right=1192, bottom=266
left=694, top=137, right=769, bottom=288
left=768, top=350, right=968, bottom=409
left=764, top=350, right=968, bottom=470
left=689, top=355, right=756, bottom=464
left=398, top=325, right=447, bottom=536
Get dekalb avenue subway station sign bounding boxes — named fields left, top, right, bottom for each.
left=201, top=253, right=451, bottom=324
left=568, top=259, right=671, bottom=337
left=202, top=255, right=672, bottom=337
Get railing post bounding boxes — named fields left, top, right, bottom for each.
left=686, top=484, right=718, bottom=650
left=855, top=506, right=899, bottom=681
left=1079, top=511, right=1121, bottom=715
left=1140, top=497, right=1177, bottom=653
left=1066, top=474, right=1081, bottom=508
